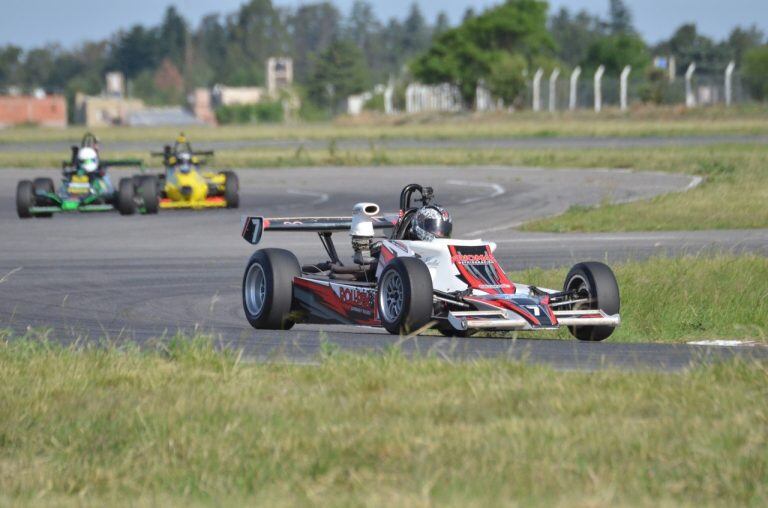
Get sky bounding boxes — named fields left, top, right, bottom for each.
left=1, top=0, right=766, bottom=49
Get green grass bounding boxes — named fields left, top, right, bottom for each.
left=0, top=335, right=766, bottom=506
left=520, top=144, right=768, bottom=232
left=508, top=255, right=768, bottom=343
left=2, top=105, right=768, bottom=144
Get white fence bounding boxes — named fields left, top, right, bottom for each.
left=349, top=61, right=745, bottom=116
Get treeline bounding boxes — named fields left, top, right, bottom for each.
left=1, top=0, right=767, bottom=118
left=0, top=0, right=444, bottom=117
left=413, top=0, right=767, bottom=106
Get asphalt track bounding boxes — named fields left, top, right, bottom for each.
left=1, top=166, right=766, bottom=370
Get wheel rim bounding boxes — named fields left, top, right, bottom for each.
left=379, top=270, right=405, bottom=322
left=245, top=262, right=268, bottom=317
left=567, top=274, right=591, bottom=310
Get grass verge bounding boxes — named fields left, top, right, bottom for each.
left=2, top=106, right=768, bottom=144
left=508, top=255, right=768, bottom=343
left=0, top=335, right=766, bottom=506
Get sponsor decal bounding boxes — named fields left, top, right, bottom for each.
left=332, top=284, right=376, bottom=316
left=451, top=253, right=494, bottom=265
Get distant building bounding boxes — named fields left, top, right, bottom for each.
left=0, top=94, right=67, bottom=127
left=212, top=85, right=265, bottom=107
left=74, top=93, right=145, bottom=127
left=190, top=88, right=217, bottom=125
left=128, top=107, right=205, bottom=127
left=105, top=72, right=125, bottom=97
left=267, top=57, right=293, bottom=95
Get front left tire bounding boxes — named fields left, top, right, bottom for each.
left=16, top=180, right=34, bottom=218
left=117, top=178, right=136, bottom=215
left=377, top=257, right=434, bottom=335
left=137, top=175, right=159, bottom=214
left=222, top=170, right=239, bottom=209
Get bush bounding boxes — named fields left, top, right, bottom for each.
left=742, top=45, right=768, bottom=101
left=215, top=100, right=284, bottom=124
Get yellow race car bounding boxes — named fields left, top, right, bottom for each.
left=147, top=134, right=239, bottom=210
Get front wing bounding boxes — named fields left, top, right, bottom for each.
left=159, top=197, right=227, bottom=209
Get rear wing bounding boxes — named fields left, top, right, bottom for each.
left=241, top=216, right=397, bottom=245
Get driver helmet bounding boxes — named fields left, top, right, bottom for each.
left=412, top=205, right=453, bottom=241
left=77, top=147, right=99, bottom=173
left=177, top=152, right=193, bottom=173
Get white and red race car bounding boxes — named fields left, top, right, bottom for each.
left=241, top=184, right=620, bottom=341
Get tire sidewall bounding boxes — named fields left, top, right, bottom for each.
left=117, top=178, right=136, bottom=215
left=242, top=249, right=300, bottom=330
left=564, top=261, right=620, bottom=341
left=16, top=180, right=34, bottom=218
left=223, top=171, right=239, bottom=209
left=377, top=257, right=433, bottom=335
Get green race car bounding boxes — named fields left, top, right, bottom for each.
left=16, top=133, right=159, bottom=218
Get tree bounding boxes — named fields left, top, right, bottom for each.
left=401, top=3, right=430, bottom=57
left=742, top=45, right=768, bottom=101
left=725, top=26, right=765, bottom=65
left=307, top=39, right=370, bottom=112
left=656, top=23, right=724, bottom=74
left=158, top=6, right=188, bottom=68
left=608, top=0, right=634, bottom=35
left=433, top=12, right=450, bottom=39
left=344, top=1, right=387, bottom=82
left=0, top=45, right=23, bottom=88
left=584, top=33, right=649, bottom=75
left=487, top=53, right=527, bottom=105
left=549, top=7, right=605, bottom=68
left=290, top=2, right=342, bottom=83
left=110, top=25, right=159, bottom=78
left=412, top=0, right=555, bottom=105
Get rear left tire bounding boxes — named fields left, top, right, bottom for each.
left=243, top=249, right=301, bottom=330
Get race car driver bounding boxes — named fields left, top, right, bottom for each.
left=410, top=205, right=453, bottom=241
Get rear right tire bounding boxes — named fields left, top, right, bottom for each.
left=117, top=178, right=136, bottom=215
left=242, top=249, right=301, bottom=330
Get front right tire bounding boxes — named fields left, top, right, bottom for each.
left=563, top=261, right=620, bottom=341
left=117, top=178, right=136, bottom=215
left=243, top=249, right=301, bottom=330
